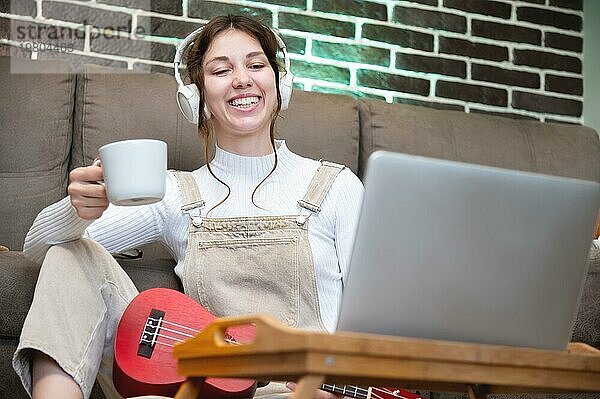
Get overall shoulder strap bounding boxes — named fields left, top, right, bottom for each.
left=298, top=160, right=345, bottom=213
left=171, top=170, right=205, bottom=212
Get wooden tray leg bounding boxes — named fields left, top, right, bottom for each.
left=290, top=375, right=325, bottom=399
left=467, top=384, right=489, bottom=399
left=174, top=379, right=201, bottom=399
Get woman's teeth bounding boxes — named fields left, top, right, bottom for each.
left=229, top=96, right=260, bottom=108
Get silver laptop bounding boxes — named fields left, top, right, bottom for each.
left=337, top=151, right=600, bottom=350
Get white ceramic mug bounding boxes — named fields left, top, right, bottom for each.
left=97, top=139, right=167, bottom=206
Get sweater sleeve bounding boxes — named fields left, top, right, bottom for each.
left=332, top=169, right=364, bottom=283
left=22, top=172, right=181, bottom=265
left=22, top=196, right=94, bottom=264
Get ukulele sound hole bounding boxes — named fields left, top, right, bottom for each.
left=137, top=308, right=165, bottom=358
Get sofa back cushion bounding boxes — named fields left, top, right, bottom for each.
left=0, top=57, right=75, bottom=250
left=278, top=90, right=360, bottom=173
left=359, top=99, right=600, bottom=182
left=72, top=65, right=360, bottom=173
left=71, top=64, right=202, bottom=170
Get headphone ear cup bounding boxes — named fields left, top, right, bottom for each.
left=279, top=70, right=294, bottom=111
left=177, top=83, right=201, bottom=124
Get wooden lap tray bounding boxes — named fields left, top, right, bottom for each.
left=172, top=315, right=600, bottom=399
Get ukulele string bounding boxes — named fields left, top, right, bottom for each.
left=141, top=333, right=239, bottom=347
left=157, top=324, right=195, bottom=339
left=322, top=385, right=415, bottom=399
left=141, top=339, right=175, bottom=348
left=346, top=386, right=368, bottom=398
left=322, top=384, right=385, bottom=399
left=326, top=385, right=369, bottom=398
left=147, top=316, right=243, bottom=343
left=149, top=317, right=199, bottom=334
left=142, top=317, right=240, bottom=348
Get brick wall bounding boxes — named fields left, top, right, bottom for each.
left=0, top=0, right=585, bottom=124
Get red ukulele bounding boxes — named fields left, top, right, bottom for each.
left=114, top=288, right=427, bottom=399
left=113, top=288, right=256, bottom=398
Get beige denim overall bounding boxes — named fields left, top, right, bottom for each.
left=173, top=160, right=344, bottom=330
left=173, top=161, right=344, bottom=397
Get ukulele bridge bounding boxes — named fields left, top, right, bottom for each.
left=138, top=308, right=165, bottom=358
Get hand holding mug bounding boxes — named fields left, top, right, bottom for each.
left=67, top=139, right=167, bottom=220
left=67, top=162, right=109, bottom=220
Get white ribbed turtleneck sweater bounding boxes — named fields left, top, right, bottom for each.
left=23, top=141, right=363, bottom=331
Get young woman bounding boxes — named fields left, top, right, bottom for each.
left=14, top=14, right=363, bottom=399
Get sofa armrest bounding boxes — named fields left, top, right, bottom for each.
left=0, top=252, right=40, bottom=339
left=572, top=241, right=600, bottom=348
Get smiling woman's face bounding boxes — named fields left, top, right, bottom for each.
left=202, top=28, right=277, bottom=154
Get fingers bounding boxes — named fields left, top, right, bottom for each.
left=67, top=165, right=109, bottom=220
left=69, top=163, right=104, bottom=183
left=68, top=188, right=108, bottom=220
left=286, top=382, right=296, bottom=391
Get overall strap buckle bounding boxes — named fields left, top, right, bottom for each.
left=172, top=170, right=206, bottom=227
left=297, top=160, right=346, bottom=224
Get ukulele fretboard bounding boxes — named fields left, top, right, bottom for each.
left=320, top=384, right=425, bottom=399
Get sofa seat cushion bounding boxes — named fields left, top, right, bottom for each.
left=0, top=252, right=40, bottom=339
left=572, top=240, right=600, bottom=348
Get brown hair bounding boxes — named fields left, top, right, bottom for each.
left=184, top=14, right=284, bottom=212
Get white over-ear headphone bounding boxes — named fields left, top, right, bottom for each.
left=173, top=25, right=294, bottom=124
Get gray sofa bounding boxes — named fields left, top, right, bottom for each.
left=1, top=56, right=599, bottom=399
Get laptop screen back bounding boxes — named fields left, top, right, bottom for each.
left=336, top=151, right=600, bottom=350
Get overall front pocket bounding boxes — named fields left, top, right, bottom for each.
left=194, top=237, right=301, bottom=327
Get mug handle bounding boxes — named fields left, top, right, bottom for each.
left=91, top=158, right=105, bottom=186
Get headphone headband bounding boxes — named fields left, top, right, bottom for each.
left=174, top=23, right=294, bottom=124
left=173, top=26, right=204, bottom=86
